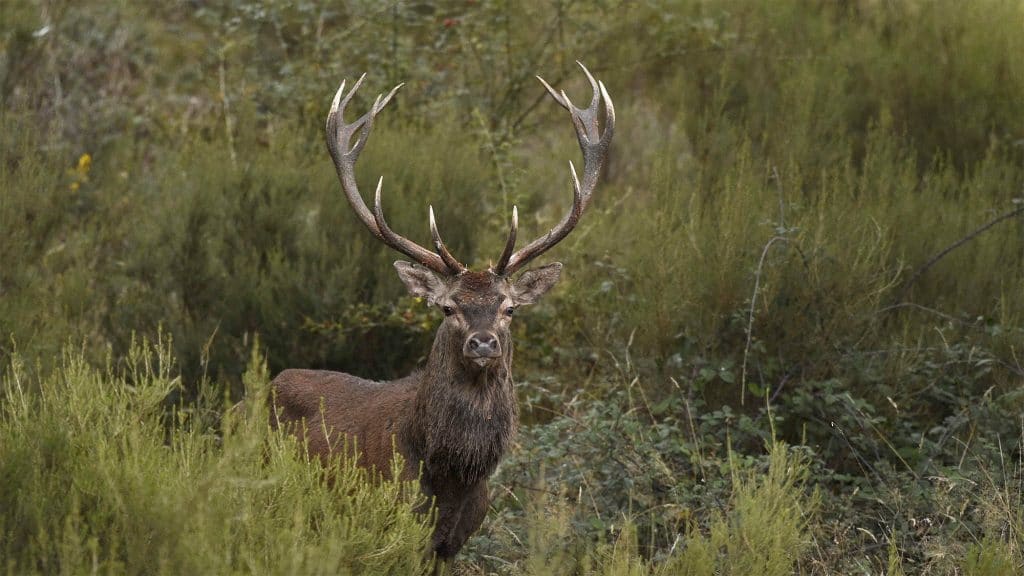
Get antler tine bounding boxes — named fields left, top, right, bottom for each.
left=327, top=75, right=459, bottom=275
left=577, top=60, right=600, bottom=109
left=535, top=75, right=569, bottom=111
left=501, top=63, right=614, bottom=275
left=598, top=81, right=616, bottom=146
left=371, top=179, right=453, bottom=274
left=327, top=79, right=347, bottom=126
left=429, top=206, right=467, bottom=274
left=492, top=206, right=519, bottom=275
left=378, top=82, right=404, bottom=111
left=326, top=75, right=383, bottom=238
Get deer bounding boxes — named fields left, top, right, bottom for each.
left=269, top=62, right=614, bottom=567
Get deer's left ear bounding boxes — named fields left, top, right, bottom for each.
left=512, top=262, right=563, bottom=305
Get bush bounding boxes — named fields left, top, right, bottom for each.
left=0, top=338, right=431, bottom=575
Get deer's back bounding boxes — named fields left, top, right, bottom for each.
left=270, top=368, right=419, bottom=478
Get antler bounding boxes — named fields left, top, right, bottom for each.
left=326, top=75, right=466, bottom=276
left=492, top=61, right=615, bottom=276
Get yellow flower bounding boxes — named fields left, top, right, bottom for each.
left=75, top=153, right=92, bottom=182
left=76, top=153, right=92, bottom=174
left=69, top=153, right=91, bottom=191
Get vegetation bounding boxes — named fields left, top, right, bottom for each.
left=1, top=338, right=432, bottom=574
left=2, top=0, right=1023, bottom=573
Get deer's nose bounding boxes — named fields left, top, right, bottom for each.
left=465, top=332, right=501, bottom=358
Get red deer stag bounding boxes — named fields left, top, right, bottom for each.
left=270, top=62, right=614, bottom=565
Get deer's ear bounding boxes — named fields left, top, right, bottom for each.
left=394, top=261, right=447, bottom=305
left=512, top=262, right=563, bottom=305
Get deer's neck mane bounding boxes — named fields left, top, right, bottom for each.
left=403, top=328, right=519, bottom=487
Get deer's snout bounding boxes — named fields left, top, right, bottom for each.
left=464, top=332, right=501, bottom=361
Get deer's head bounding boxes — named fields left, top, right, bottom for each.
left=391, top=264, right=562, bottom=368
left=325, top=63, right=614, bottom=370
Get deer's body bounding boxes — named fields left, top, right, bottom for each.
left=271, top=366, right=512, bottom=557
left=270, top=63, right=613, bottom=567
left=271, top=369, right=421, bottom=478
left=271, top=274, right=519, bottom=555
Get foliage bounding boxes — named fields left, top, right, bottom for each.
left=3, top=0, right=1024, bottom=573
left=0, top=339, right=432, bottom=574
left=431, top=354, right=825, bottom=575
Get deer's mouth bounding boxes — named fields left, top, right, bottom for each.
left=468, top=354, right=501, bottom=368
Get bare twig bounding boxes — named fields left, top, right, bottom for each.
left=771, top=165, right=785, bottom=229
left=741, top=235, right=788, bottom=405
left=877, top=302, right=976, bottom=327
left=217, top=47, right=237, bottom=169
left=898, top=205, right=1024, bottom=300
left=677, top=378, right=708, bottom=482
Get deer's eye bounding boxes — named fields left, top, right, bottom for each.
left=442, top=305, right=455, bottom=317
left=504, top=307, right=515, bottom=317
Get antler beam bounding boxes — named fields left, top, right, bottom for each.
left=492, top=61, right=615, bottom=276
left=326, top=63, right=613, bottom=278
left=326, top=76, right=465, bottom=276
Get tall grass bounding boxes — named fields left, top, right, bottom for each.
left=0, top=339, right=431, bottom=574
left=495, top=440, right=816, bottom=575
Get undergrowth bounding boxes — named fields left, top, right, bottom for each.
left=3, top=0, right=1024, bottom=573
left=0, top=339, right=432, bottom=574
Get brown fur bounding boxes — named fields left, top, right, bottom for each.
left=269, top=266, right=559, bottom=564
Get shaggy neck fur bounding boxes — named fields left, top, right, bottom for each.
left=403, top=321, right=518, bottom=489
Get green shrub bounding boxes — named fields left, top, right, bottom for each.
left=964, top=539, right=1019, bottom=576
left=659, top=442, right=816, bottom=576
left=0, top=338, right=431, bottom=575
left=475, top=431, right=816, bottom=575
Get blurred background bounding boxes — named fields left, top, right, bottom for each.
left=2, top=0, right=1024, bottom=573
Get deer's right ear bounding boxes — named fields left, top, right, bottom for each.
left=512, top=262, right=563, bottom=305
left=394, top=261, right=447, bottom=305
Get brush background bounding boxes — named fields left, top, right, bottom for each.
left=2, top=1, right=1023, bottom=573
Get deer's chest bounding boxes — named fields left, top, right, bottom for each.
left=421, top=397, right=516, bottom=486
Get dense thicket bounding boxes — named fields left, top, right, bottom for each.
left=2, top=1, right=1023, bottom=573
